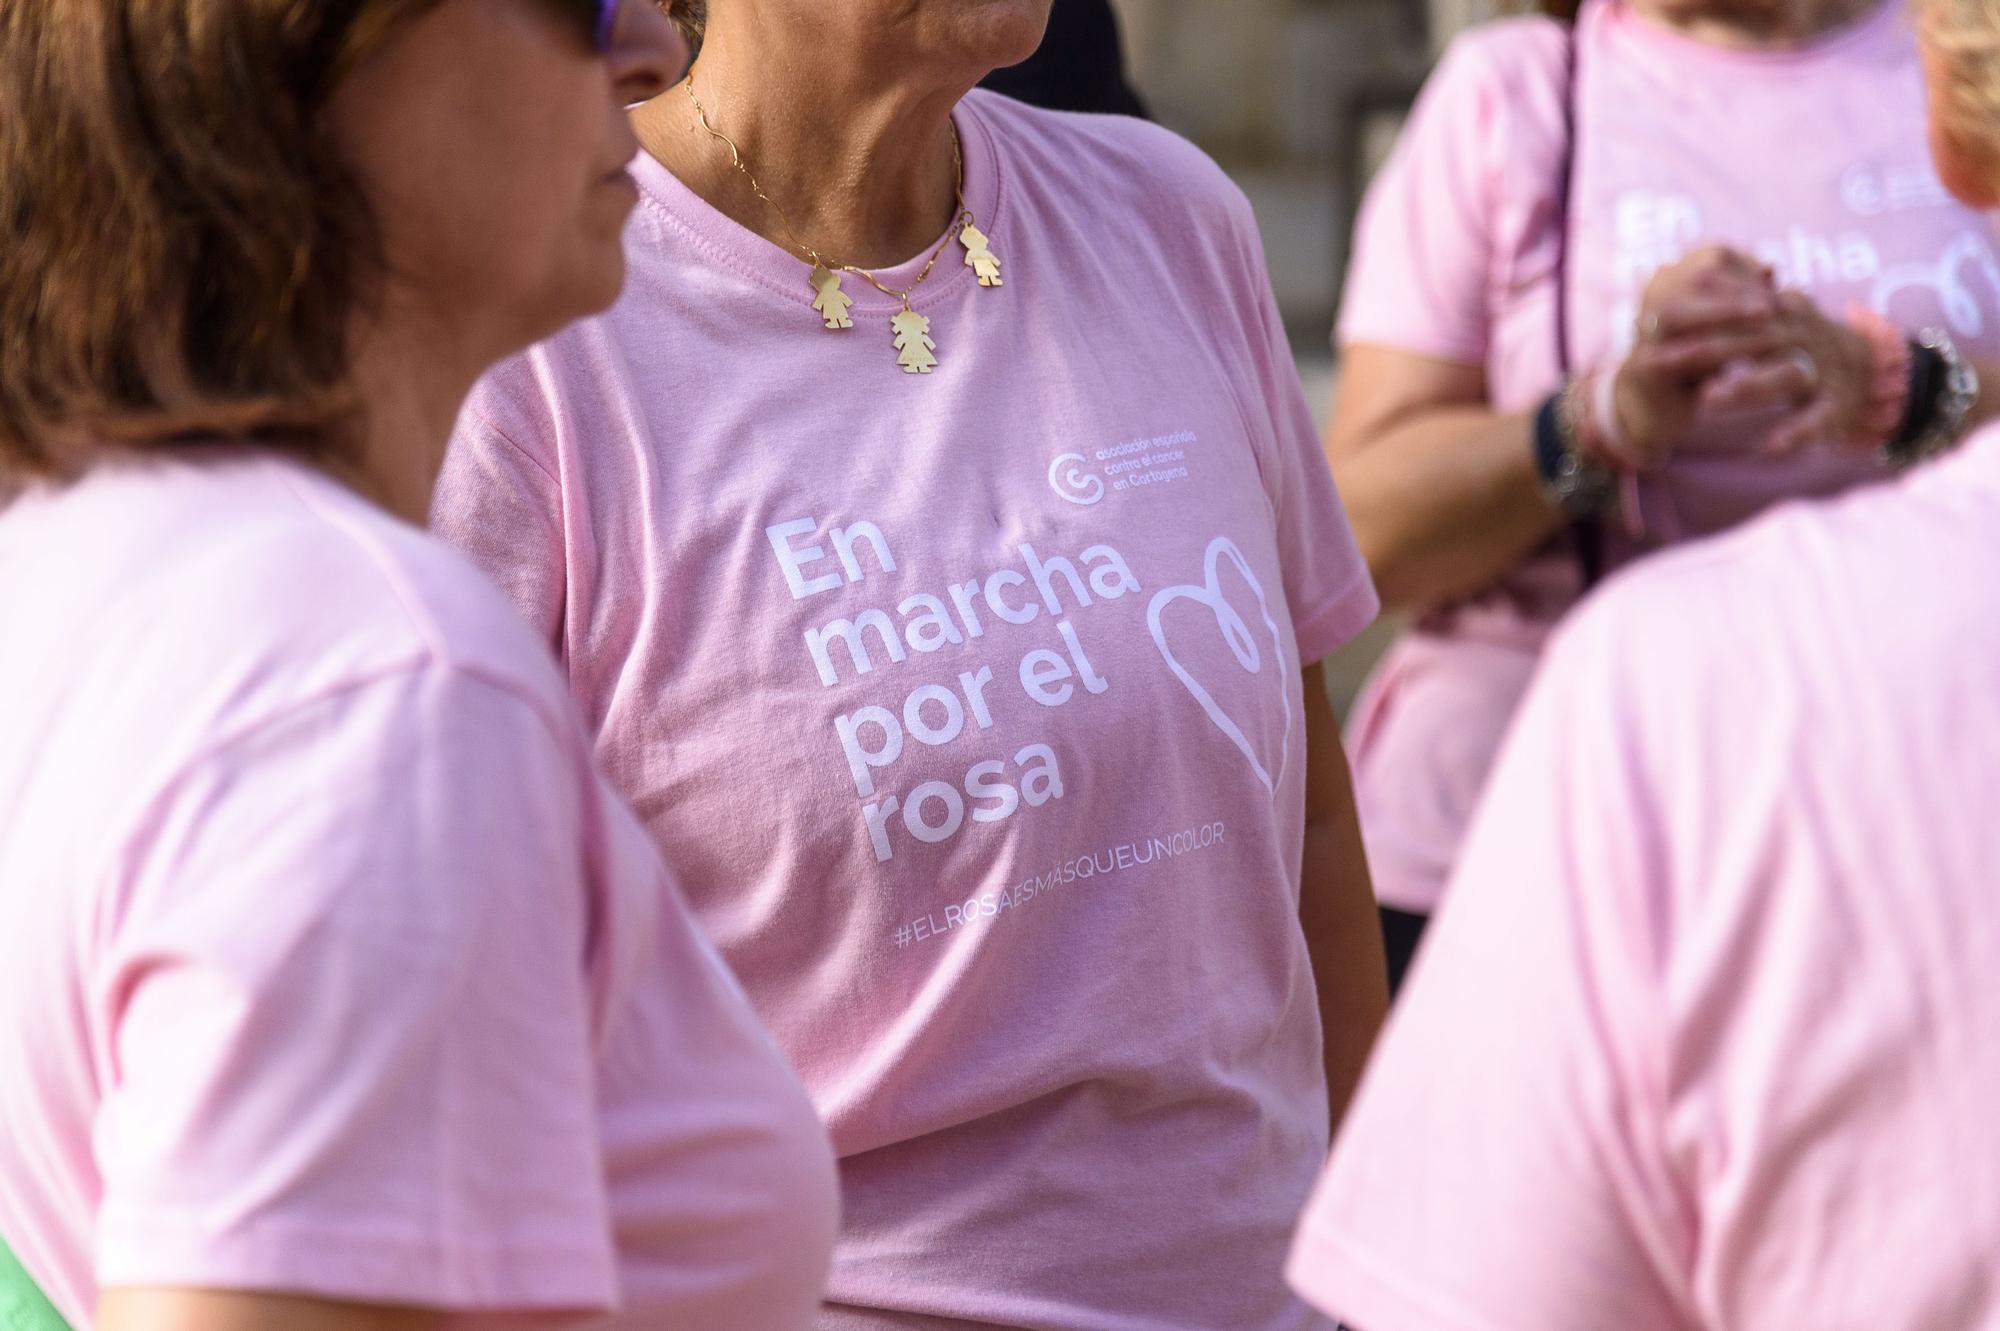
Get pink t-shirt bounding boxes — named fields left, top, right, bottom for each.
left=1341, top=0, right=2000, bottom=913
left=434, top=91, right=1379, bottom=1330
left=0, top=454, right=838, bottom=1330
left=1289, top=423, right=2000, bottom=1330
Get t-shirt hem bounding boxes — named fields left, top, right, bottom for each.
left=1296, top=576, right=1383, bottom=667
left=97, top=1214, right=619, bottom=1314
left=1287, top=1221, right=1513, bottom=1331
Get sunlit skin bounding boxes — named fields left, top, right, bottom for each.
left=634, top=0, right=1053, bottom=270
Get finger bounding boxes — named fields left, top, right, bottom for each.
left=1700, top=354, right=1818, bottom=413
left=1774, top=289, right=1820, bottom=320
left=1764, top=400, right=1837, bottom=455
left=1647, top=291, right=1779, bottom=340
left=1681, top=247, right=1779, bottom=293
left=1639, top=327, right=1793, bottom=378
left=1680, top=244, right=1765, bottom=276
left=1643, top=246, right=1768, bottom=308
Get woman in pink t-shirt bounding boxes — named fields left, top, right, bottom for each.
left=1335, top=0, right=2000, bottom=977
left=0, top=3, right=837, bottom=1329
left=432, top=2, right=1388, bottom=1326
left=1290, top=2, right=2000, bottom=1324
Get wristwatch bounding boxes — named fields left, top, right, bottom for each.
left=1885, top=327, right=1980, bottom=468
left=1534, top=382, right=1616, bottom=519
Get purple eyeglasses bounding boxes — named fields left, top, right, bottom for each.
left=592, top=0, right=620, bottom=50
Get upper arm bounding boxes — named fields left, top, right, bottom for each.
left=1324, top=343, right=1489, bottom=467
left=99, top=1289, right=441, bottom=1331
left=1329, top=23, right=1566, bottom=454
left=1336, top=36, right=1513, bottom=368
left=95, top=667, right=618, bottom=1316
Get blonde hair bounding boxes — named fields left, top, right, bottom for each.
left=1920, top=0, right=2000, bottom=181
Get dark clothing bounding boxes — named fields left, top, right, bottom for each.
left=1379, top=906, right=1429, bottom=998
left=980, top=0, right=1149, bottom=119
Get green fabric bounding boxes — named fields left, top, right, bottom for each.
left=0, top=1232, right=69, bottom=1331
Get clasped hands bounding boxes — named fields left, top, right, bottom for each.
left=1606, top=245, right=1880, bottom=468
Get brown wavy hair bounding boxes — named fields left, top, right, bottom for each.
left=0, top=0, right=438, bottom=480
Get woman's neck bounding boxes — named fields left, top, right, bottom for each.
left=333, top=304, right=481, bottom=525
left=1637, top=0, right=1881, bottom=48
left=631, top=21, right=972, bottom=271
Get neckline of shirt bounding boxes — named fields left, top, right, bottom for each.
left=1599, top=0, right=1905, bottom=73
left=629, top=90, right=1008, bottom=318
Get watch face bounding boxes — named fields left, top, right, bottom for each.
left=1553, top=452, right=1616, bottom=519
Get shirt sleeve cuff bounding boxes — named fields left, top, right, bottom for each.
left=97, top=1211, right=619, bottom=1315
left=1295, top=572, right=1383, bottom=666
left=1335, top=323, right=1487, bottom=368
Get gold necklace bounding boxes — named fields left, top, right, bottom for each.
left=682, top=76, right=1003, bottom=374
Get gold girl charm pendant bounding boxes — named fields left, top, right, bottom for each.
left=891, top=308, right=938, bottom=374
left=960, top=222, right=1003, bottom=287
left=810, top=265, right=855, bottom=329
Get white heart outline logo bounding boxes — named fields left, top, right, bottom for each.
left=1146, top=536, right=1290, bottom=794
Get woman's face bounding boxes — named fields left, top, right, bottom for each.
left=328, top=0, right=681, bottom=361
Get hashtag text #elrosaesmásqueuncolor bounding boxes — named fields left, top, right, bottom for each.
left=891, top=819, right=1227, bottom=948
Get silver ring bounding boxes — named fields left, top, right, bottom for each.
left=1641, top=312, right=1663, bottom=343
left=1789, top=348, right=1821, bottom=395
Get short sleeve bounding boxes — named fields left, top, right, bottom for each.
left=1222, top=192, right=1380, bottom=664
left=434, top=383, right=568, bottom=654
left=1287, top=598, right=1697, bottom=1331
left=93, top=666, right=618, bottom=1314
left=1336, top=23, right=1566, bottom=366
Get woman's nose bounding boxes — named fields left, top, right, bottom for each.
left=608, top=0, right=684, bottom=105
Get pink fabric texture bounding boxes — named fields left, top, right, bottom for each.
left=1340, top=0, right=2000, bottom=912
left=0, top=455, right=838, bottom=1330
left=433, top=91, right=1378, bottom=1330
left=1290, top=422, right=2000, bottom=1331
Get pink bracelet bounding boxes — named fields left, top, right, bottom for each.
left=1847, top=305, right=1913, bottom=445
left=1573, top=370, right=1648, bottom=537
left=1584, top=367, right=1641, bottom=469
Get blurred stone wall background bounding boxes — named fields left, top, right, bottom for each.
left=1111, top=0, right=1498, bottom=338
left=1103, top=0, right=1506, bottom=704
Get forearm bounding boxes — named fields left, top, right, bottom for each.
left=100, top=1289, right=440, bottom=1331
left=1335, top=404, right=1563, bottom=611
left=1298, top=664, right=1390, bottom=1131
left=1301, top=804, right=1389, bottom=1131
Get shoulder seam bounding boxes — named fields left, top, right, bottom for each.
left=461, top=404, right=562, bottom=493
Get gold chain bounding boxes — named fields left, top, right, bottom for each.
left=682, top=75, right=971, bottom=311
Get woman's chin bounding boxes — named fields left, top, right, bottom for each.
left=955, top=0, right=1054, bottom=70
